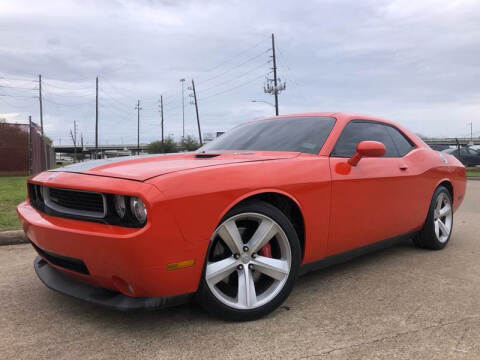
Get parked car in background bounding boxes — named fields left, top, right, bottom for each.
left=443, top=147, right=480, bottom=167
left=18, top=112, right=466, bottom=320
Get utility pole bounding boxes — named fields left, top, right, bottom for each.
left=135, top=100, right=142, bottom=155
left=180, top=78, right=186, bottom=141
left=80, top=133, right=84, bottom=162
left=70, top=120, right=78, bottom=163
left=271, top=34, right=279, bottom=116
left=469, top=122, right=473, bottom=144
left=95, top=76, right=98, bottom=159
left=38, top=75, right=43, bottom=135
left=159, top=95, right=164, bottom=145
left=189, top=79, right=202, bottom=145
left=28, top=116, right=32, bottom=175
left=264, top=33, right=285, bottom=116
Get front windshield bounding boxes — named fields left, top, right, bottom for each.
left=199, top=116, right=336, bottom=154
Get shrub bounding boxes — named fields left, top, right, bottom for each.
left=146, top=137, right=178, bottom=153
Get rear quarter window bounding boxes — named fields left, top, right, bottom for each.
left=385, top=126, right=415, bottom=156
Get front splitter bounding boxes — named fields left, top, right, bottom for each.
left=34, top=257, right=193, bottom=311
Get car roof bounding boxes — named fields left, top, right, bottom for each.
left=262, top=112, right=391, bottom=124
left=259, top=112, right=429, bottom=153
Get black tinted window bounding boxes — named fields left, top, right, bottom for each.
left=332, top=121, right=397, bottom=157
left=200, top=117, right=336, bottom=154
left=386, top=126, right=414, bottom=156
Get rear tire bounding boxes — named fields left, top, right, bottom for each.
left=197, top=200, right=301, bottom=321
left=413, top=186, right=453, bottom=250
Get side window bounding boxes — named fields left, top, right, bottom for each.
left=460, top=148, right=469, bottom=156
left=468, top=148, right=479, bottom=155
left=332, top=121, right=398, bottom=157
left=386, top=126, right=415, bottom=156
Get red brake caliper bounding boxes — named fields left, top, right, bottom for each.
left=259, top=243, right=272, bottom=257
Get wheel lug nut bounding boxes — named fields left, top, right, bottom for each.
left=248, top=264, right=253, bottom=270
left=243, top=246, right=249, bottom=252
left=251, top=253, right=257, bottom=258
left=237, top=264, right=243, bottom=270
left=234, top=254, right=240, bottom=259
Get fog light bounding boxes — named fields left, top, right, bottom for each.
left=112, top=276, right=135, bottom=296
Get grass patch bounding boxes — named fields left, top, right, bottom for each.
left=466, top=167, right=480, bottom=178
left=0, top=176, right=28, bottom=231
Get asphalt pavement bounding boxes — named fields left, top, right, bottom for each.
left=1, top=181, right=479, bottom=360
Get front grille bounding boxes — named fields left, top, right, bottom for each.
left=29, top=184, right=106, bottom=219
left=31, top=241, right=89, bottom=275
left=27, top=183, right=145, bottom=228
left=49, top=187, right=104, bottom=213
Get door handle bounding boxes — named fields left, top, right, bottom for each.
left=400, top=165, right=408, bottom=171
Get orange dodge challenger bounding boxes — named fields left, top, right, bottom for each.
left=18, top=113, right=466, bottom=320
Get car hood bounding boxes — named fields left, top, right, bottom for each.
left=51, top=151, right=300, bottom=181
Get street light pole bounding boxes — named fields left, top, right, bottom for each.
left=251, top=100, right=276, bottom=111
left=180, top=78, right=186, bottom=142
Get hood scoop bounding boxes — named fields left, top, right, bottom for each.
left=195, top=153, right=221, bottom=159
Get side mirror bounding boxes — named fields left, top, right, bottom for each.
left=348, top=141, right=386, bottom=166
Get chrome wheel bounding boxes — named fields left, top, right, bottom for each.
left=433, top=192, right=452, bottom=243
left=205, top=213, right=292, bottom=310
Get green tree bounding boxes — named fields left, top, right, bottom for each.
left=42, top=135, right=53, bottom=145
left=180, top=136, right=201, bottom=151
left=146, top=137, right=178, bottom=154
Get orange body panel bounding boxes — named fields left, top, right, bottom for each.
left=17, top=112, right=466, bottom=299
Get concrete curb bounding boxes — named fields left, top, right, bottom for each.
left=0, top=230, right=28, bottom=246
left=468, top=177, right=480, bottom=181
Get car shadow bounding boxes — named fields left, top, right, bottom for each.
left=43, top=239, right=419, bottom=327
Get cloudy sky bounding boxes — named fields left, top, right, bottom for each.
left=0, top=0, right=479, bottom=145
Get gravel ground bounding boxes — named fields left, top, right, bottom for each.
left=1, top=181, right=479, bottom=360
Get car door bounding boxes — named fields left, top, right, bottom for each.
left=465, top=148, right=480, bottom=166
left=458, top=148, right=470, bottom=165
left=327, top=120, right=417, bottom=255
left=470, top=148, right=480, bottom=166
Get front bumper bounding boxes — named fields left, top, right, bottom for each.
left=34, top=257, right=193, bottom=311
left=17, top=171, right=207, bottom=300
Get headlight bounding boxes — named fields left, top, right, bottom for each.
left=130, top=197, right=147, bottom=224
left=113, top=195, right=126, bottom=218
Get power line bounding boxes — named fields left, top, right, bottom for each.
left=0, top=84, right=38, bottom=90
left=197, top=60, right=270, bottom=94
left=43, top=98, right=91, bottom=107
left=198, top=49, right=270, bottom=85
left=0, top=75, right=36, bottom=82
left=202, top=37, right=268, bottom=73
left=199, top=73, right=266, bottom=101
left=43, top=81, right=92, bottom=91
left=0, top=96, right=34, bottom=109
left=0, top=93, right=37, bottom=98
left=42, top=89, right=92, bottom=98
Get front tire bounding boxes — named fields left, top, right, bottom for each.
left=198, top=200, right=301, bottom=321
left=413, top=186, right=453, bottom=250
